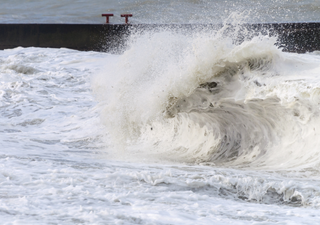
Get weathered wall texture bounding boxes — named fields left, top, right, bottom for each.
left=0, top=23, right=319, bottom=53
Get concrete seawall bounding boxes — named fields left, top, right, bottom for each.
left=0, top=23, right=319, bottom=53
left=0, top=24, right=128, bottom=53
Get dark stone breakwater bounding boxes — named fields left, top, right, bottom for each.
left=0, top=23, right=319, bottom=53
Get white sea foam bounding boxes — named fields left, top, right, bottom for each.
left=93, top=25, right=320, bottom=172
left=2, top=19, right=320, bottom=225
left=89, top=24, right=320, bottom=223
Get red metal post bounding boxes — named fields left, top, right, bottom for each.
left=102, top=14, right=114, bottom=24
left=121, top=14, right=133, bottom=24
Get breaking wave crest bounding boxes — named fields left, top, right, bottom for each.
left=93, top=24, right=320, bottom=170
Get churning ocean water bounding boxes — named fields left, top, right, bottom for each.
left=1, top=0, right=320, bottom=224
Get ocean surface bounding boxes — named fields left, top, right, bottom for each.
left=0, top=0, right=320, bottom=24
left=1, top=0, right=320, bottom=224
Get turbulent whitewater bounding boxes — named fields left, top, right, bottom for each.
left=1, top=1, right=320, bottom=223
left=94, top=28, right=320, bottom=171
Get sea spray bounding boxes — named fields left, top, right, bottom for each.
left=2, top=1, right=320, bottom=224
left=92, top=19, right=320, bottom=171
